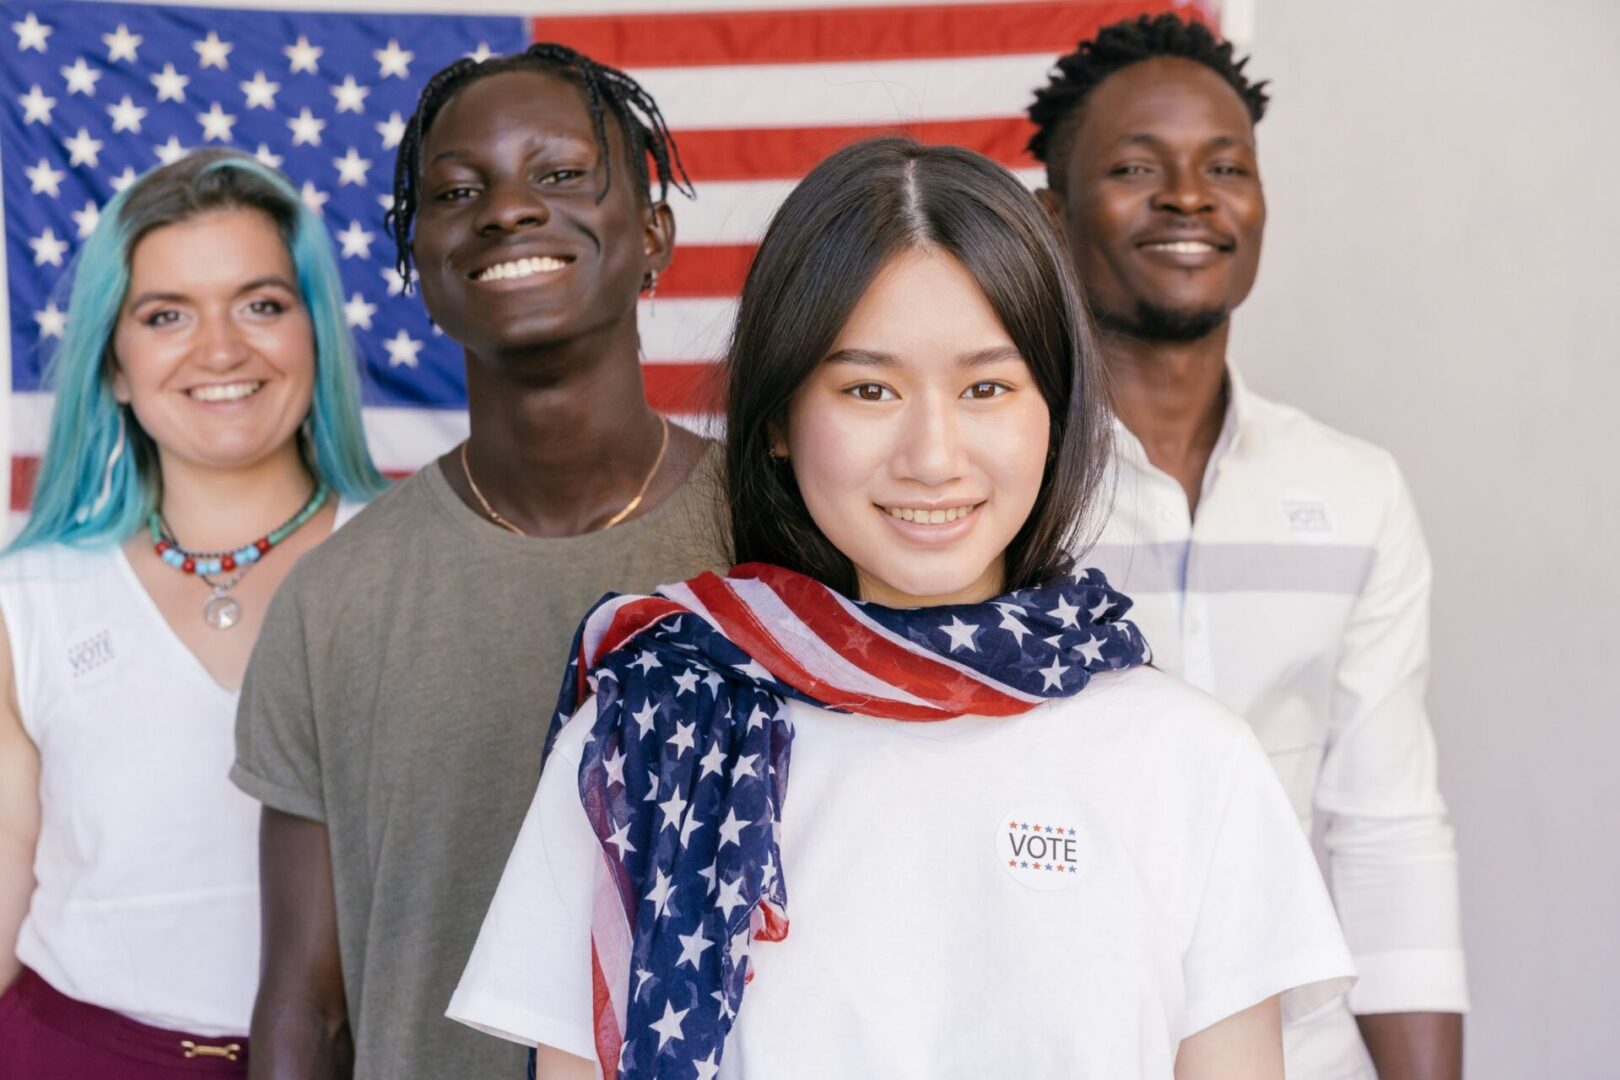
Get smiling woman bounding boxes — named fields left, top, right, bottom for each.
left=0, top=150, right=383, bottom=1077
left=448, top=137, right=1357, bottom=1080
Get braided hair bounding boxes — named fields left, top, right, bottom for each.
left=387, top=42, right=693, bottom=280
left=1028, top=14, right=1270, bottom=190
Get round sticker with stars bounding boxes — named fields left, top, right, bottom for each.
left=996, top=803, right=1086, bottom=891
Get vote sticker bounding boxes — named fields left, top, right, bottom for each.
left=997, top=803, right=1085, bottom=891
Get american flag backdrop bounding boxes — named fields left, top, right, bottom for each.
left=1, top=0, right=1216, bottom=529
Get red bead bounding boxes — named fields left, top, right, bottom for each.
left=222, top=555, right=237, bottom=571
left=181, top=557, right=196, bottom=574
left=255, top=539, right=272, bottom=554
left=155, top=540, right=170, bottom=554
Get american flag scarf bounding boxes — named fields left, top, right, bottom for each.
left=548, top=561, right=1150, bottom=1079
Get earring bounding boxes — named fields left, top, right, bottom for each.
left=641, top=270, right=659, bottom=299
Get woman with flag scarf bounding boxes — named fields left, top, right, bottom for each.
left=449, top=137, right=1355, bottom=1079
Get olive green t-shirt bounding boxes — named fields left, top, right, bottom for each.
left=232, top=447, right=727, bottom=1079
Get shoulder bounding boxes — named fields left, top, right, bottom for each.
left=0, top=542, right=119, bottom=593
left=279, top=469, right=439, bottom=597
left=1044, top=665, right=1255, bottom=766
left=1242, top=386, right=1405, bottom=492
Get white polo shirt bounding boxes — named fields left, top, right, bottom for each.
left=1086, top=367, right=1468, bottom=1079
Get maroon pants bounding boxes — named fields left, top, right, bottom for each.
left=0, top=967, right=248, bottom=1078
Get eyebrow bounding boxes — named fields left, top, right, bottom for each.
left=126, top=276, right=298, bottom=309
left=426, top=133, right=594, bottom=168
left=823, top=345, right=1024, bottom=368
left=1113, top=132, right=1251, bottom=151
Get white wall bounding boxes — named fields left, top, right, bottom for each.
left=1235, top=3, right=1620, bottom=1075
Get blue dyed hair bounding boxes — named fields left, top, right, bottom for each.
left=9, top=149, right=386, bottom=552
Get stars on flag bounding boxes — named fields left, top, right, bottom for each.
left=335, top=220, right=375, bottom=259
left=373, top=39, right=413, bottom=79
left=1038, top=656, right=1071, bottom=691
left=331, top=75, right=369, bottom=114
left=657, top=790, right=688, bottom=832
left=697, top=742, right=726, bottom=779
left=29, top=228, right=68, bottom=267
left=240, top=71, right=280, bottom=110
left=675, top=927, right=713, bottom=970
left=667, top=721, right=696, bottom=756
left=70, top=201, right=99, bottom=240
left=714, top=875, right=746, bottom=918
left=646, top=869, right=676, bottom=919
left=33, top=301, right=66, bottom=340
left=648, top=1001, right=689, bottom=1051
left=376, top=111, right=406, bottom=150
left=940, top=615, right=979, bottom=652
left=1047, top=595, right=1082, bottom=629
left=334, top=147, right=372, bottom=186
left=299, top=180, right=330, bottom=215
left=154, top=136, right=188, bottom=167
left=102, top=24, right=141, bottom=64
left=1075, top=635, right=1107, bottom=665
left=60, top=57, right=100, bottom=96
left=25, top=158, right=65, bottom=197
left=19, top=84, right=55, bottom=125
left=253, top=144, right=284, bottom=170
left=602, top=746, right=628, bottom=787
left=287, top=107, right=325, bottom=147
left=12, top=11, right=51, bottom=53
left=193, top=30, right=233, bottom=70
left=62, top=128, right=103, bottom=167
left=605, top=820, right=635, bottom=857
left=283, top=35, right=322, bottom=74
left=150, top=63, right=189, bottom=103
left=630, top=698, right=660, bottom=736
left=196, top=102, right=237, bottom=143
left=382, top=329, right=423, bottom=366
left=107, top=95, right=147, bottom=133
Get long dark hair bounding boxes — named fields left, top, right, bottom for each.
left=725, top=136, right=1111, bottom=598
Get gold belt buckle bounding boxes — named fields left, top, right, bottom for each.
left=180, top=1040, right=242, bottom=1061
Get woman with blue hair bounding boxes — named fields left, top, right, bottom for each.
left=0, top=148, right=384, bottom=1076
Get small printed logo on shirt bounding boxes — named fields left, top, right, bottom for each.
left=1280, top=491, right=1335, bottom=540
left=65, top=627, right=116, bottom=686
left=997, top=803, right=1085, bottom=891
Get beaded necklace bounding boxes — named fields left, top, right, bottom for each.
left=148, top=482, right=330, bottom=630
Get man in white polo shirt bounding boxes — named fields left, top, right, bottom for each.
left=1030, top=14, right=1466, bottom=1080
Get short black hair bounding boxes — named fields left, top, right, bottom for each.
left=1028, top=13, right=1270, bottom=190
left=387, top=42, right=692, bottom=281
left=725, top=137, right=1112, bottom=599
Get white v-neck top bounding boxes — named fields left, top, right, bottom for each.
left=0, top=503, right=359, bottom=1035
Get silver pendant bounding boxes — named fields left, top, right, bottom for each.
left=203, top=592, right=242, bottom=631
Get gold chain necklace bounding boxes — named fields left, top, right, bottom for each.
left=459, top=414, right=670, bottom=537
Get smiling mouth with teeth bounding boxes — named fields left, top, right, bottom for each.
left=187, top=381, right=263, bottom=403
left=472, top=255, right=572, bottom=282
left=882, top=504, right=978, bottom=524
left=1141, top=240, right=1226, bottom=254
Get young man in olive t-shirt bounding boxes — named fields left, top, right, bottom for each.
left=232, top=47, right=727, bottom=1080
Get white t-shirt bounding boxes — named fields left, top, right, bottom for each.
left=451, top=664, right=1354, bottom=1077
